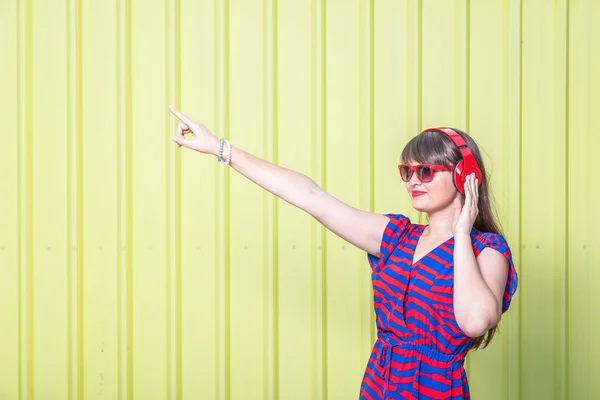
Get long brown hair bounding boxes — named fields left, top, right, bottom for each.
left=401, top=128, right=502, bottom=350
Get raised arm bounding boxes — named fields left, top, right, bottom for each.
left=169, top=106, right=389, bottom=256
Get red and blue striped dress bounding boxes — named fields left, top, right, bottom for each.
left=359, top=214, right=518, bottom=399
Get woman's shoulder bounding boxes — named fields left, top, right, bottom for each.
left=376, top=213, right=420, bottom=243
left=384, top=213, right=411, bottom=225
left=470, top=229, right=512, bottom=257
left=383, top=213, right=424, bottom=229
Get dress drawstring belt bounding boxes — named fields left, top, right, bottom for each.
left=376, top=332, right=465, bottom=397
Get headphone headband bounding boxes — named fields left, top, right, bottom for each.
left=421, top=127, right=465, bottom=148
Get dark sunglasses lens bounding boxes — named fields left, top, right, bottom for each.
left=417, top=166, right=433, bottom=181
left=400, top=166, right=411, bottom=181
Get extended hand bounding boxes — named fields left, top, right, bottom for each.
left=168, top=106, right=220, bottom=155
left=452, top=174, right=479, bottom=236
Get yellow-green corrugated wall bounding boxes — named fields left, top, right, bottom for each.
left=0, top=0, right=598, bottom=399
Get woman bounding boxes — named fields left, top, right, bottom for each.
left=168, top=106, right=518, bottom=399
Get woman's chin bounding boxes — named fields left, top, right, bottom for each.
left=410, top=199, right=429, bottom=213
left=410, top=197, right=445, bottom=214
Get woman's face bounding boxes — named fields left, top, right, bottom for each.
left=404, top=161, right=459, bottom=214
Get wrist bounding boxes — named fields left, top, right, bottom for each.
left=215, top=138, right=233, bottom=166
left=211, top=137, right=221, bottom=156
left=454, top=231, right=471, bottom=242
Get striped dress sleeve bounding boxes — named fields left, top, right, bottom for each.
left=367, top=214, right=410, bottom=274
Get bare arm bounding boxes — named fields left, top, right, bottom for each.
left=453, top=234, right=508, bottom=337
left=452, top=174, right=509, bottom=337
left=169, top=106, right=389, bottom=256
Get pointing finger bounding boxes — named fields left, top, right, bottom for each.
left=176, top=120, right=189, bottom=129
left=169, top=105, right=193, bottom=126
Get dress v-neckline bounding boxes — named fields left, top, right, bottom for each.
left=410, top=225, right=454, bottom=266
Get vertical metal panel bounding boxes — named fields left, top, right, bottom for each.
left=567, top=1, right=600, bottom=399
left=421, top=0, right=468, bottom=128
left=324, top=0, right=374, bottom=397
left=277, top=1, right=324, bottom=399
left=129, top=0, right=169, bottom=397
left=80, top=0, right=120, bottom=399
left=31, top=1, right=71, bottom=398
left=465, top=2, right=508, bottom=399
left=505, top=1, right=524, bottom=398
left=465, top=1, right=525, bottom=400
left=373, top=0, right=419, bottom=220
left=165, top=1, right=182, bottom=399
left=18, top=0, right=34, bottom=397
left=214, top=0, right=230, bottom=397
left=0, top=1, right=20, bottom=399
left=228, top=1, right=268, bottom=398
left=115, top=1, right=133, bottom=398
left=521, top=1, right=568, bottom=399
left=178, top=0, right=220, bottom=393
left=1, top=0, right=599, bottom=399
left=67, top=0, right=83, bottom=397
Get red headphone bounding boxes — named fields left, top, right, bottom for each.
left=421, top=127, right=482, bottom=194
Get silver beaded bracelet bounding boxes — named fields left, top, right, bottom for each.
left=223, top=140, right=232, bottom=166
left=217, top=138, right=225, bottom=162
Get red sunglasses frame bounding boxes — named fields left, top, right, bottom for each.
left=397, top=164, right=451, bottom=183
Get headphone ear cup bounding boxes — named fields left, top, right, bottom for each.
left=453, top=161, right=465, bottom=194
left=461, top=162, right=483, bottom=190
left=473, top=167, right=483, bottom=184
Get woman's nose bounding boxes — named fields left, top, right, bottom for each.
left=408, top=171, right=421, bottom=185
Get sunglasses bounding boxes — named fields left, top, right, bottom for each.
left=398, top=164, right=451, bottom=183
